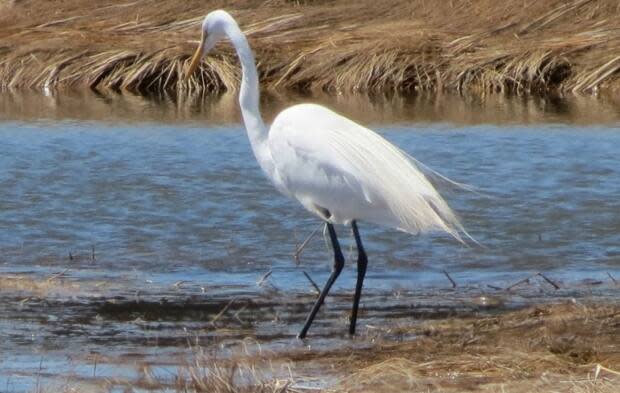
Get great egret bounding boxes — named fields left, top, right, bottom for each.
left=186, top=10, right=471, bottom=339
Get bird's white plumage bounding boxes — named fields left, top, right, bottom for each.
left=268, top=104, right=467, bottom=242
left=191, top=10, right=470, bottom=244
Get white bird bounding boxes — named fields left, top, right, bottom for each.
left=186, top=10, right=472, bottom=338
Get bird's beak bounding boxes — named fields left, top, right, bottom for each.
left=185, top=33, right=206, bottom=82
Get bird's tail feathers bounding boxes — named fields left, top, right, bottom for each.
left=388, top=149, right=481, bottom=247
left=327, top=121, right=480, bottom=246
left=414, top=191, right=480, bottom=247
left=407, top=153, right=491, bottom=198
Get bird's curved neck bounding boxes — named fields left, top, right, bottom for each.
left=225, top=24, right=267, bottom=143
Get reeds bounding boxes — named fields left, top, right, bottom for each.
left=0, top=0, right=619, bottom=95
left=0, top=273, right=79, bottom=296
left=169, top=302, right=620, bottom=392
left=174, top=353, right=294, bottom=393
left=7, top=277, right=620, bottom=392
left=333, top=302, right=620, bottom=392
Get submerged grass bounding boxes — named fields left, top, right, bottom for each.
left=0, top=0, right=619, bottom=94
left=0, top=273, right=79, bottom=297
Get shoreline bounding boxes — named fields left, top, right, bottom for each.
left=1, top=89, right=620, bottom=126
left=1, top=272, right=619, bottom=392
left=1, top=0, right=619, bottom=95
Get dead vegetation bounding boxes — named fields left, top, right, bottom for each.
left=309, top=302, right=620, bottom=392
left=0, top=272, right=79, bottom=296
left=90, top=300, right=620, bottom=392
left=5, top=274, right=620, bottom=391
left=173, top=353, right=296, bottom=393
left=0, top=0, right=619, bottom=94
left=131, top=301, right=620, bottom=392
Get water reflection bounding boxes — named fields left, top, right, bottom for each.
left=1, top=89, right=620, bottom=124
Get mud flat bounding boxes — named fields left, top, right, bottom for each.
left=1, top=0, right=619, bottom=95
left=1, top=272, right=619, bottom=392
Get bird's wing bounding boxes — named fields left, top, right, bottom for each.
left=268, top=104, right=470, bottom=242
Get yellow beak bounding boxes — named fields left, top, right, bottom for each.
left=185, top=34, right=205, bottom=82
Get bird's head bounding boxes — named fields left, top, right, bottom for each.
left=185, top=10, right=235, bottom=81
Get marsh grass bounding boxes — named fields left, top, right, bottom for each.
left=330, top=302, right=620, bottom=392
left=7, top=278, right=620, bottom=392
left=173, top=353, right=295, bottom=393
left=123, top=302, right=620, bottom=392
left=0, top=0, right=619, bottom=94
left=0, top=273, right=79, bottom=297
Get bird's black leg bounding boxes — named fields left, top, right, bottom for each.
left=349, top=220, right=367, bottom=335
left=298, top=223, right=344, bottom=339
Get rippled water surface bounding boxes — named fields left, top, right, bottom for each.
left=1, top=92, right=619, bottom=285
left=1, top=91, right=619, bottom=391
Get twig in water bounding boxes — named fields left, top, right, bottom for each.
left=47, top=268, right=69, bottom=282
left=303, top=271, right=320, bottom=295
left=173, top=280, right=188, bottom=289
left=442, top=270, right=457, bottom=288
left=595, top=364, right=620, bottom=380
left=607, top=272, right=618, bottom=286
left=293, top=223, right=324, bottom=264
left=537, top=272, right=560, bottom=290
left=506, top=274, right=534, bottom=290
left=211, top=297, right=236, bottom=325
left=487, top=284, right=503, bottom=290
left=35, top=357, right=43, bottom=393
left=91, top=245, right=96, bottom=261
left=256, top=270, right=273, bottom=287
left=233, top=303, right=248, bottom=324
left=507, top=272, right=559, bottom=290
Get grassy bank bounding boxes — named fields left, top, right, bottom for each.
left=36, top=301, right=620, bottom=392
left=1, top=0, right=619, bottom=95
left=3, top=271, right=619, bottom=392
left=123, top=302, right=620, bottom=392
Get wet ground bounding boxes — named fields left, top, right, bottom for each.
left=0, top=91, right=619, bottom=391
left=1, top=271, right=619, bottom=392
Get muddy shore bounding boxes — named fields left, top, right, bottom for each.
left=1, top=272, right=619, bottom=392
left=1, top=0, right=619, bottom=94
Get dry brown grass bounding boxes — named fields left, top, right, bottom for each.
left=338, top=358, right=619, bottom=393
left=0, top=0, right=619, bottom=94
left=0, top=273, right=79, bottom=297
left=144, top=301, right=620, bottom=392
left=174, top=354, right=296, bottom=393
left=282, top=301, right=620, bottom=392
left=14, top=293, right=620, bottom=392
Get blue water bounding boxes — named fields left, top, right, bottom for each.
left=1, top=120, right=619, bottom=290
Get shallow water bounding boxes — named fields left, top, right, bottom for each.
left=0, top=90, right=619, bottom=391
left=1, top=91, right=619, bottom=285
